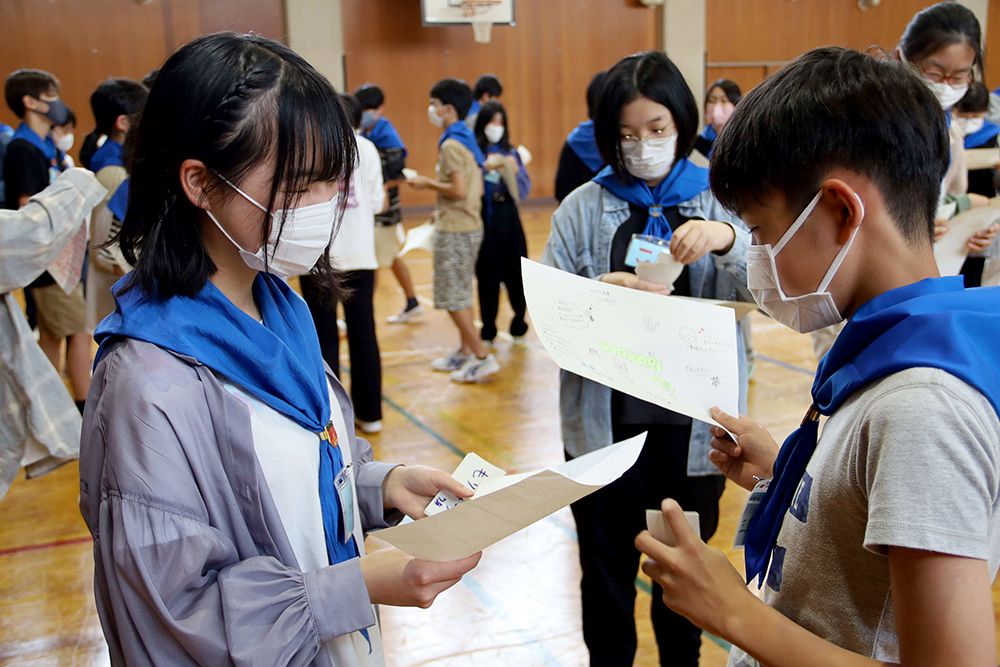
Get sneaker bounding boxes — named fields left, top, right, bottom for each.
left=387, top=303, right=424, bottom=323
left=431, top=349, right=471, bottom=372
left=356, top=419, right=382, bottom=434
left=450, top=354, right=500, bottom=383
left=511, top=335, right=527, bottom=347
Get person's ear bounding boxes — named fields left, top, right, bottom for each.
left=22, top=94, right=41, bottom=114
left=178, top=159, right=214, bottom=211
left=821, top=179, right=865, bottom=245
left=114, top=114, right=130, bottom=134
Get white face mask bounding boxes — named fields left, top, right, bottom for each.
left=746, top=190, right=865, bottom=334
left=484, top=124, right=505, bottom=144
left=55, top=132, right=74, bottom=153
left=956, top=117, right=985, bottom=136
left=931, top=81, right=968, bottom=110
left=428, top=103, right=445, bottom=128
left=621, top=134, right=677, bottom=182
left=207, top=176, right=337, bottom=278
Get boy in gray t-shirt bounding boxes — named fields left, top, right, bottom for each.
left=633, top=46, right=1000, bottom=667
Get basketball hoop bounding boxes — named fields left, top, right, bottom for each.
left=462, top=0, right=500, bottom=43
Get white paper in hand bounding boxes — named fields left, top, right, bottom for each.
left=934, top=207, right=1000, bottom=276
left=400, top=219, right=436, bottom=256
left=401, top=168, right=418, bottom=180
left=634, top=251, right=685, bottom=288
left=645, top=509, right=700, bottom=546
left=424, top=453, right=506, bottom=516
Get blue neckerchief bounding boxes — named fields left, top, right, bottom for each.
left=13, top=123, right=58, bottom=164
left=440, top=121, right=485, bottom=167
left=964, top=120, right=1000, bottom=149
left=700, top=125, right=717, bottom=157
left=744, top=277, right=1000, bottom=587
left=107, top=180, right=129, bottom=221
left=94, top=274, right=362, bottom=573
left=566, top=120, right=604, bottom=172
left=593, top=158, right=709, bottom=239
left=364, top=117, right=407, bottom=157
left=468, top=100, right=481, bottom=118
left=89, top=139, right=124, bottom=173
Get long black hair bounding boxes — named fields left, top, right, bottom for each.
left=474, top=100, right=512, bottom=153
left=594, top=51, right=699, bottom=182
left=899, top=2, right=983, bottom=76
left=117, top=32, right=356, bottom=300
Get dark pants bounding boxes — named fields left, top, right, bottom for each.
left=476, top=195, right=528, bottom=341
left=300, top=270, right=382, bottom=422
left=569, top=423, right=726, bottom=667
left=961, top=256, right=986, bottom=289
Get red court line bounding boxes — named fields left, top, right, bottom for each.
left=0, top=535, right=92, bottom=557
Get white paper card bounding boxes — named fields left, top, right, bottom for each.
left=645, top=509, right=700, bottom=546
left=400, top=218, right=436, bottom=256
left=521, top=258, right=739, bottom=424
left=965, top=147, right=1000, bottom=171
left=634, top=251, right=685, bottom=288
left=424, top=453, right=506, bottom=516
left=374, top=433, right=647, bottom=561
left=673, top=296, right=758, bottom=321
left=934, top=207, right=1000, bottom=276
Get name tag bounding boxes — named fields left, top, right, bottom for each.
left=335, top=462, right=356, bottom=544
left=624, top=234, right=670, bottom=268
left=734, top=477, right=770, bottom=549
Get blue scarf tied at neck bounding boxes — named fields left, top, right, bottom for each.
left=593, top=157, right=709, bottom=239
left=13, top=123, right=59, bottom=166
left=567, top=120, right=604, bottom=172
left=364, top=117, right=407, bottom=155
left=440, top=121, right=485, bottom=167
left=744, top=277, right=1000, bottom=587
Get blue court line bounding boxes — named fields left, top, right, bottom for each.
left=462, top=576, right=564, bottom=666
left=756, top=354, right=815, bottom=377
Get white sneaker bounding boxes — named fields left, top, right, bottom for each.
left=387, top=303, right=424, bottom=323
left=431, top=349, right=470, bottom=372
left=356, top=419, right=382, bottom=434
left=511, top=335, right=527, bottom=347
left=450, top=354, right=500, bottom=383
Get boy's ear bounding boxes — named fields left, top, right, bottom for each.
left=822, top=178, right=865, bottom=245
left=178, top=159, right=214, bottom=211
left=22, top=94, right=41, bottom=114
left=114, top=114, right=130, bottom=134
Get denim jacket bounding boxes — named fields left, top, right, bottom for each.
left=540, top=181, right=752, bottom=475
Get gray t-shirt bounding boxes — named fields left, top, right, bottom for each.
left=729, top=368, right=1000, bottom=666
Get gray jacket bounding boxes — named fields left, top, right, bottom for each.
left=79, top=338, right=399, bottom=666
left=540, top=181, right=751, bottom=475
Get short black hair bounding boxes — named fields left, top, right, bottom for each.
left=900, top=1, right=983, bottom=75
left=91, top=78, right=148, bottom=135
left=354, top=83, right=384, bottom=110
left=586, top=70, right=608, bottom=121
left=710, top=47, right=949, bottom=246
left=430, top=78, right=473, bottom=120
left=474, top=100, right=512, bottom=153
left=4, top=69, right=60, bottom=118
left=60, top=107, right=76, bottom=128
left=474, top=74, right=502, bottom=100
left=118, top=32, right=356, bottom=300
left=956, top=81, right=989, bottom=114
left=706, top=79, right=741, bottom=107
left=594, top=51, right=699, bottom=182
left=342, top=93, right=362, bottom=130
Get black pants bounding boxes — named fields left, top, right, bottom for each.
left=569, top=423, right=726, bottom=667
left=476, top=195, right=528, bottom=341
left=300, top=271, right=382, bottom=422
left=961, top=256, right=986, bottom=289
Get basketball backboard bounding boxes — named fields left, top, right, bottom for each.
left=421, top=0, right=515, bottom=26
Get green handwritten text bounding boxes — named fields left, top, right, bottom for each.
left=599, top=341, right=662, bottom=373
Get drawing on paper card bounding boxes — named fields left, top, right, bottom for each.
left=679, top=327, right=698, bottom=344
left=599, top=341, right=663, bottom=373
left=552, top=300, right=591, bottom=330
left=642, top=317, right=660, bottom=333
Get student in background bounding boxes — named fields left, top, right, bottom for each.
left=3, top=69, right=91, bottom=414
left=85, top=78, right=148, bottom=332
left=81, top=32, right=481, bottom=664
left=300, top=94, right=386, bottom=435
left=473, top=100, right=531, bottom=346
left=555, top=70, right=607, bottom=202
left=355, top=83, right=422, bottom=323
left=542, top=51, right=750, bottom=667
left=466, top=74, right=502, bottom=129
left=638, top=46, right=1000, bottom=667
left=408, top=78, right=499, bottom=383
left=51, top=107, right=76, bottom=168
left=693, top=78, right=740, bottom=159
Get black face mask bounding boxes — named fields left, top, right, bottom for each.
left=30, top=97, right=69, bottom=126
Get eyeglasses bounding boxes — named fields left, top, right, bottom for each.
left=620, top=128, right=676, bottom=145
left=921, top=68, right=974, bottom=88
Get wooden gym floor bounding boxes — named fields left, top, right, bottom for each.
left=1, top=202, right=997, bottom=666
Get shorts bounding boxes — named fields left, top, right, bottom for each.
left=374, top=223, right=404, bottom=268
left=33, top=282, right=87, bottom=338
left=433, top=228, right=484, bottom=311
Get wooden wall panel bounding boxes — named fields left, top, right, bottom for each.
left=343, top=0, right=660, bottom=203
left=704, top=66, right=768, bottom=98
left=0, top=0, right=283, bottom=164
left=987, top=0, right=1000, bottom=87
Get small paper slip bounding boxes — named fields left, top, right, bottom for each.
left=634, top=251, right=684, bottom=288
left=401, top=168, right=418, bottom=180
left=965, top=147, right=1000, bottom=171
left=424, top=453, right=506, bottom=516
left=934, top=207, right=1000, bottom=276
left=645, top=509, right=700, bottom=546
left=521, top=258, right=739, bottom=425
left=375, top=433, right=647, bottom=561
